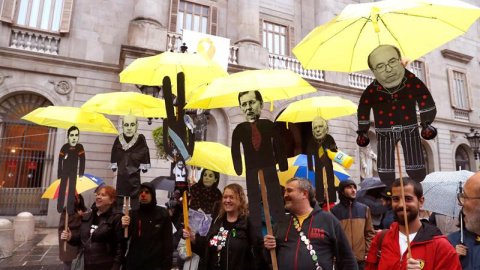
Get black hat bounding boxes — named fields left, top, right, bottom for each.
left=380, top=186, right=392, bottom=199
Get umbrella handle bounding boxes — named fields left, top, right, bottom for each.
left=124, top=196, right=129, bottom=238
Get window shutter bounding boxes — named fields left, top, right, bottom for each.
left=465, top=72, right=472, bottom=110
left=0, top=0, right=16, bottom=24
left=169, top=0, right=179, bottom=32
left=289, top=25, right=295, bottom=57
left=259, top=19, right=263, bottom=46
left=59, top=0, right=74, bottom=33
left=210, top=6, right=217, bottom=35
left=447, top=69, right=457, bottom=108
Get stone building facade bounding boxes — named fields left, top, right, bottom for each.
left=0, top=0, right=478, bottom=226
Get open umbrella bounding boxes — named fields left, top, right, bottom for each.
left=119, top=52, right=228, bottom=97
left=81, top=91, right=167, bottom=118
left=421, top=170, right=474, bottom=217
left=277, top=154, right=350, bottom=187
left=42, top=174, right=102, bottom=199
left=184, top=69, right=317, bottom=109
left=186, top=141, right=245, bottom=177
left=22, top=106, right=118, bottom=134
left=357, top=177, right=386, bottom=197
left=293, top=0, right=480, bottom=72
left=276, top=96, right=357, bottom=124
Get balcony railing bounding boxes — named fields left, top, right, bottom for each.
left=9, top=29, right=60, bottom=55
left=349, top=73, right=375, bottom=89
left=166, top=32, right=238, bottom=64
left=268, top=54, right=324, bottom=81
left=454, top=109, right=470, bottom=121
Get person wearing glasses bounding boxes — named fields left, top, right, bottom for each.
left=356, top=45, right=437, bottom=186
left=448, top=172, right=480, bottom=269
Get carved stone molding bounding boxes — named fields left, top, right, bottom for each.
left=49, top=80, right=72, bottom=100
left=441, top=49, right=474, bottom=64
left=451, top=133, right=457, bottom=143
left=0, top=72, right=12, bottom=86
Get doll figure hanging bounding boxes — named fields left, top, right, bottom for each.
left=357, top=45, right=437, bottom=186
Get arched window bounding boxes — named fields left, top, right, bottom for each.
left=455, top=145, right=471, bottom=171
left=0, top=93, right=53, bottom=215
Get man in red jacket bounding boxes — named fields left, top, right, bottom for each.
left=365, top=178, right=461, bottom=270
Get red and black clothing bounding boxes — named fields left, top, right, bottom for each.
left=365, top=221, right=461, bottom=270
left=357, top=70, right=436, bottom=185
left=57, top=143, right=85, bottom=214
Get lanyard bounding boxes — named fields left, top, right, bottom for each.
left=292, top=215, right=322, bottom=270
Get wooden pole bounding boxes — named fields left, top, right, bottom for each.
left=323, top=167, right=330, bottom=212
left=124, top=196, right=129, bottom=238
left=395, top=143, right=412, bottom=258
left=258, top=169, right=278, bottom=270
left=63, top=177, right=69, bottom=252
left=182, top=191, right=192, bottom=257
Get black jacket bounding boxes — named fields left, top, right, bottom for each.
left=192, top=215, right=265, bottom=270
left=70, top=207, right=125, bottom=269
left=267, top=205, right=358, bottom=270
left=125, top=182, right=173, bottom=270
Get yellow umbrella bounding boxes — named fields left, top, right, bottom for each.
left=293, top=0, right=480, bottom=72
left=42, top=175, right=99, bottom=199
left=119, top=52, right=228, bottom=97
left=276, top=96, right=357, bottom=124
left=185, top=70, right=317, bottom=109
left=81, top=92, right=167, bottom=118
left=22, top=106, right=118, bottom=134
left=186, top=141, right=245, bottom=177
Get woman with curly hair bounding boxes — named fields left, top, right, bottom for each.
left=183, top=183, right=265, bottom=270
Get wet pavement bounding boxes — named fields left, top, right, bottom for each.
left=0, top=228, right=63, bottom=270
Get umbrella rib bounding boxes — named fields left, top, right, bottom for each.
left=390, top=11, right=468, bottom=33
left=349, top=16, right=371, bottom=72
left=378, top=16, right=406, bottom=54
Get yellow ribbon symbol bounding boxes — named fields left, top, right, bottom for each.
left=197, top=37, right=216, bottom=60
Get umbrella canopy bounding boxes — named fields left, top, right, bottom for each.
left=81, top=92, right=167, bottom=118
left=421, top=170, right=474, bottom=217
left=119, top=52, right=228, bottom=97
left=186, top=141, right=246, bottom=177
left=42, top=174, right=102, bottom=199
left=276, top=96, right=358, bottom=124
left=150, top=176, right=176, bottom=192
left=357, top=177, right=386, bottom=198
left=22, top=106, right=118, bottom=134
left=184, top=70, right=317, bottom=109
left=293, top=0, right=480, bottom=72
left=277, top=154, right=350, bottom=187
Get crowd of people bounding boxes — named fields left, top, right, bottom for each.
left=58, top=170, right=480, bottom=270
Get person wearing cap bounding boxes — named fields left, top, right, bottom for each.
left=121, top=182, right=173, bottom=270
left=331, top=179, right=376, bottom=270
left=379, top=187, right=394, bottom=230
left=264, top=177, right=358, bottom=269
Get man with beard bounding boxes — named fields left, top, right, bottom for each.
left=307, top=116, right=338, bottom=203
left=448, top=172, right=480, bottom=269
left=121, top=182, right=173, bottom=270
left=331, top=179, right=375, bottom=270
left=264, top=177, right=357, bottom=270
left=365, top=178, right=461, bottom=270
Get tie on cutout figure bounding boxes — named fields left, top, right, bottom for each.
left=111, top=114, right=151, bottom=210
left=357, top=45, right=437, bottom=186
left=57, top=126, right=85, bottom=214
left=231, top=90, right=288, bottom=233
left=307, top=117, right=339, bottom=203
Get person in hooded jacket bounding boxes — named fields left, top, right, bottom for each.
left=121, top=182, right=173, bottom=270
left=183, top=183, right=265, bottom=270
left=331, top=179, right=376, bottom=270
left=189, top=169, right=222, bottom=215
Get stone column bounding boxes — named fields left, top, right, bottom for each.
left=235, top=0, right=269, bottom=69
left=126, top=0, right=168, bottom=52
left=0, top=219, right=14, bottom=258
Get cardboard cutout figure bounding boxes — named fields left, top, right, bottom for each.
left=172, top=160, right=189, bottom=194
left=357, top=45, right=437, bottom=185
left=231, top=90, right=288, bottom=232
left=57, top=126, right=85, bottom=214
left=307, top=117, right=338, bottom=203
left=111, top=114, right=151, bottom=210
left=189, top=169, right=222, bottom=215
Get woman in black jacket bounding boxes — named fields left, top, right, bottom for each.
left=183, top=183, right=265, bottom=270
left=61, top=186, right=125, bottom=270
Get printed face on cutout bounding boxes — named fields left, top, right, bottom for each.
left=312, top=117, right=328, bottom=141
left=202, top=170, right=217, bottom=188
left=370, top=46, right=405, bottom=89
left=68, top=129, right=79, bottom=147
left=239, top=91, right=263, bottom=123
left=123, top=115, right=138, bottom=138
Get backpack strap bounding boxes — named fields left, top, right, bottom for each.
left=376, top=229, right=389, bottom=259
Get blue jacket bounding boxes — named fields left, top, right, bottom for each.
left=448, top=229, right=480, bottom=270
